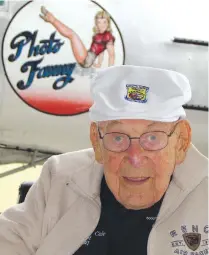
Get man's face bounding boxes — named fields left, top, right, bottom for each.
left=97, top=119, right=180, bottom=210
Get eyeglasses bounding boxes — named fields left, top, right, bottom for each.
left=98, top=123, right=178, bottom=152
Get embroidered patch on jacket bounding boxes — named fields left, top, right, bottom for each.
left=169, top=224, right=208, bottom=254
left=183, top=233, right=201, bottom=251
left=125, top=84, right=149, bottom=103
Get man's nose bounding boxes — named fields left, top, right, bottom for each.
left=127, top=141, right=148, bottom=168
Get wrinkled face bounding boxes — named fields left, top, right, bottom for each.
left=96, top=17, right=108, bottom=33
left=98, top=119, right=180, bottom=210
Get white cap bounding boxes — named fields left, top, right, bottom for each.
left=89, top=65, right=192, bottom=122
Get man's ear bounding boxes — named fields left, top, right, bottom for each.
left=90, top=122, right=103, bottom=164
left=175, top=120, right=192, bottom=165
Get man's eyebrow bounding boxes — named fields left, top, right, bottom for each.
left=106, top=120, right=123, bottom=129
left=146, top=121, right=172, bottom=131
left=103, top=120, right=170, bottom=132
left=106, top=121, right=162, bottom=130
left=147, top=121, right=160, bottom=128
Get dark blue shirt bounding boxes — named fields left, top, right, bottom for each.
left=74, top=176, right=165, bottom=255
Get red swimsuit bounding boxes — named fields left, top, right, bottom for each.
left=90, top=31, right=115, bottom=56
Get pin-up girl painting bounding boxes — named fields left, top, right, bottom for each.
left=40, top=6, right=115, bottom=68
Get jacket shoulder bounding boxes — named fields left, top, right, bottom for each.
left=174, top=144, right=208, bottom=188
left=46, top=148, right=95, bottom=179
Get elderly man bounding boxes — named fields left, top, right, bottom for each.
left=0, top=66, right=208, bottom=255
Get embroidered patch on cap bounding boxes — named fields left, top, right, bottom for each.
left=125, top=84, right=149, bottom=103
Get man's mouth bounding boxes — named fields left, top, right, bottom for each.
left=123, top=176, right=150, bottom=185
